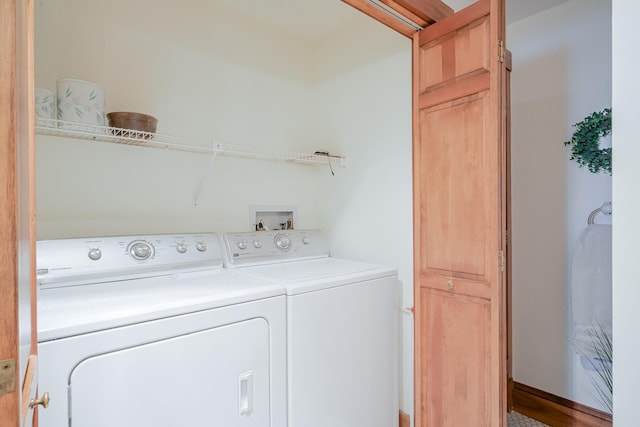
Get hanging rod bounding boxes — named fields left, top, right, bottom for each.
left=587, top=201, right=612, bottom=225
left=365, top=0, right=423, bottom=30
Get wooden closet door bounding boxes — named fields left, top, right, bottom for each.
left=0, top=0, right=38, bottom=425
left=412, top=0, right=508, bottom=425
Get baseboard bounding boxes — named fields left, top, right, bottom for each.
left=400, top=410, right=410, bottom=427
left=511, top=381, right=612, bottom=426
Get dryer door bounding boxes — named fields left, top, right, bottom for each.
left=68, top=318, right=270, bottom=426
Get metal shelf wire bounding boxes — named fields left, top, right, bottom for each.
left=35, top=118, right=347, bottom=167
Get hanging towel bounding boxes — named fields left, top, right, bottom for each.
left=570, top=224, right=612, bottom=357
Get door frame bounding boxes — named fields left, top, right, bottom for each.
left=0, top=0, right=38, bottom=425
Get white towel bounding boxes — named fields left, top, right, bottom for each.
left=570, top=224, right=612, bottom=356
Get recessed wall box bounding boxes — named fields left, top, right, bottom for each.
left=250, top=205, right=297, bottom=231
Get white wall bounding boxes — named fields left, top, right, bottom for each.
left=612, top=0, right=640, bottom=424
left=35, top=0, right=331, bottom=238
left=508, top=0, right=611, bottom=410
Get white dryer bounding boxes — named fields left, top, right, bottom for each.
left=36, top=233, right=286, bottom=427
left=222, top=230, right=399, bottom=427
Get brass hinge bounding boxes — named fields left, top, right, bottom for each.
left=498, top=40, right=505, bottom=63
left=0, top=359, right=16, bottom=395
left=499, top=250, right=506, bottom=273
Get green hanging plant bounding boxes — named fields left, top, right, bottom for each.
left=564, top=108, right=612, bottom=175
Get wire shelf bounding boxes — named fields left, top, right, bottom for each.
left=35, top=118, right=216, bottom=154
left=221, top=143, right=346, bottom=166
left=35, top=118, right=346, bottom=167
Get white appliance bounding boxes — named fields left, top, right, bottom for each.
left=36, top=233, right=286, bottom=427
left=222, top=229, right=399, bottom=427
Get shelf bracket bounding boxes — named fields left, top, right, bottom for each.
left=193, top=143, right=222, bottom=207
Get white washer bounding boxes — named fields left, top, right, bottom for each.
left=222, top=230, right=399, bottom=427
left=36, top=233, right=286, bottom=427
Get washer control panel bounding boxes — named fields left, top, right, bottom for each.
left=222, top=229, right=328, bottom=267
left=36, top=233, right=222, bottom=289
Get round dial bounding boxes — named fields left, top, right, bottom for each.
left=253, top=240, right=262, bottom=248
left=176, top=242, right=187, bottom=253
left=274, top=234, right=291, bottom=252
left=88, top=248, right=102, bottom=261
left=128, top=241, right=154, bottom=261
left=195, top=241, right=207, bottom=252
left=302, top=237, right=311, bottom=245
left=237, top=241, right=247, bottom=250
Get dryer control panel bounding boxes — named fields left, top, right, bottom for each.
left=37, top=233, right=222, bottom=289
left=222, top=229, right=329, bottom=267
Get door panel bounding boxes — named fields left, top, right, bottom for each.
left=419, top=287, right=491, bottom=425
left=413, top=0, right=507, bottom=425
left=70, top=319, right=270, bottom=427
left=419, top=94, right=491, bottom=281
left=418, top=10, right=489, bottom=92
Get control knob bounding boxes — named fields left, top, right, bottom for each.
left=196, top=241, right=207, bottom=252
left=274, top=234, right=291, bottom=252
left=88, top=248, right=102, bottom=261
left=237, top=241, right=247, bottom=250
left=128, top=241, right=153, bottom=261
left=176, top=242, right=187, bottom=254
left=253, top=240, right=262, bottom=248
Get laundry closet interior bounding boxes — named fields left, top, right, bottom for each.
left=7, top=0, right=615, bottom=424
left=34, top=0, right=415, bottom=420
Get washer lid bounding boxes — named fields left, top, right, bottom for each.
left=236, top=258, right=397, bottom=295
left=37, top=270, right=284, bottom=341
